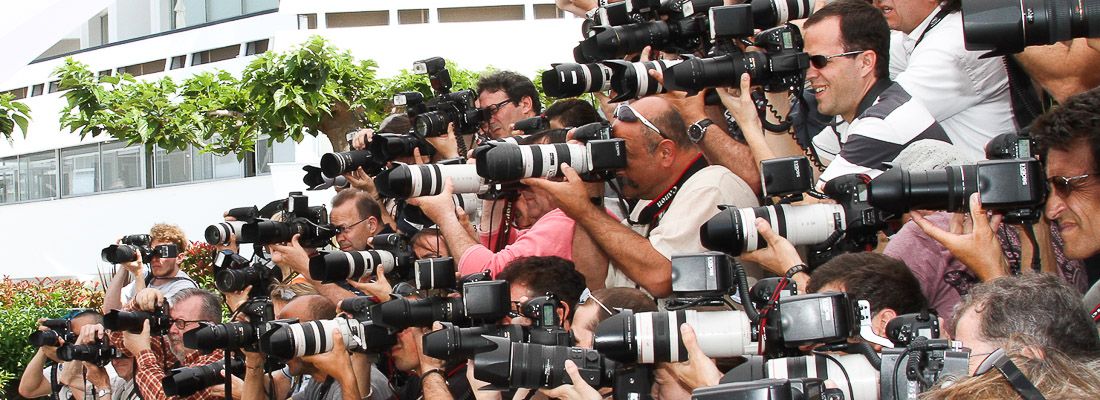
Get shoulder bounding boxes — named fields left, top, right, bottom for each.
left=682, top=166, right=757, bottom=206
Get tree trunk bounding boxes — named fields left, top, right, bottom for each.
left=318, top=101, right=362, bottom=153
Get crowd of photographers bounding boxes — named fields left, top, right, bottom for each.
left=21, top=0, right=1100, bottom=398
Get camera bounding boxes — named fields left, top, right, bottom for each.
left=594, top=309, right=755, bottom=363
left=212, top=250, right=280, bottom=296
left=104, top=308, right=173, bottom=336
left=513, top=115, right=551, bottom=135
left=162, top=358, right=244, bottom=398
left=962, top=0, right=1100, bottom=56
left=57, top=340, right=119, bottom=366
left=240, top=192, right=337, bottom=248
left=664, top=24, right=810, bottom=94
left=703, top=174, right=889, bottom=259
left=28, top=319, right=72, bottom=347
left=723, top=354, right=877, bottom=400
left=374, top=164, right=487, bottom=199
left=880, top=339, right=970, bottom=400
left=319, top=149, right=387, bottom=178
left=517, top=294, right=573, bottom=346
left=473, top=141, right=627, bottom=182
left=308, top=250, right=399, bottom=284
left=343, top=280, right=512, bottom=331
left=370, top=133, right=437, bottom=161
left=886, top=311, right=940, bottom=347
left=415, top=257, right=457, bottom=290
left=100, top=234, right=156, bottom=264
left=867, top=158, right=1047, bottom=222
left=695, top=378, right=845, bottom=400
left=397, top=57, right=487, bottom=138
left=421, top=293, right=571, bottom=362
left=474, top=335, right=616, bottom=389
left=258, top=317, right=395, bottom=359
left=205, top=206, right=260, bottom=245
left=541, top=62, right=614, bottom=98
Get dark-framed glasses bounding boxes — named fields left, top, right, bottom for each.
left=809, top=50, right=865, bottom=69
left=334, top=216, right=370, bottom=234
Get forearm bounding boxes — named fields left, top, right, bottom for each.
left=350, top=353, right=373, bottom=400
left=335, top=371, right=362, bottom=400
left=58, top=361, right=84, bottom=390
left=700, top=125, right=763, bottom=194
left=571, top=225, right=608, bottom=291
left=436, top=211, right=481, bottom=267
left=573, top=206, right=672, bottom=297
left=18, top=350, right=50, bottom=397
left=103, top=269, right=132, bottom=312
left=1014, top=38, right=1100, bottom=103
left=421, top=373, right=454, bottom=400
left=242, top=365, right=266, bottom=400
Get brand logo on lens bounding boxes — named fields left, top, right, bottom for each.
left=1019, top=163, right=1028, bottom=186
left=792, top=162, right=801, bottom=178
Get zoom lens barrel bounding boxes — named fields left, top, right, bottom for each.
left=700, top=204, right=845, bottom=256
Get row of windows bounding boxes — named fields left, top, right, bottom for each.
left=297, top=4, right=566, bottom=29
left=3, top=39, right=269, bottom=101
left=0, top=137, right=289, bottom=205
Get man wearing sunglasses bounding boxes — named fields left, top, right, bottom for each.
left=476, top=71, right=541, bottom=139
left=802, top=0, right=951, bottom=190
left=524, top=97, right=758, bottom=298
left=103, top=224, right=197, bottom=314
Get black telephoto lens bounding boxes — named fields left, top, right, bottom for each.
left=963, top=0, right=1100, bottom=54
left=577, top=22, right=672, bottom=62
left=415, top=112, right=450, bottom=138
left=474, top=336, right=612, bottom=389
left=867, top=165, right=978, bottom=215
left=29, top=330, right=62, bottom=347
left=374, top=297, right=464, bottom=331
left=182, top=323, right=252, bottom=354
left=751, top=0, right=817, bottom=28
left=101, top=244, right=140, bottom=264
left=214, top=266, right=263, bottom=293
left=664, top=53, right=767, bottom=93
left=320, top=150, right=373, bottom=178
left=239, top=221, right=294, bottom=245
left=103, top=310, right=171, bottom=335
left=162, top=359, right=243, bottom=398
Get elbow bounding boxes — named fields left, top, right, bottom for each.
left=646, top=278, right=674, bottom=299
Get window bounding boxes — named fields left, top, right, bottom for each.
left=245, top=39, right=269, bottom=56
left=191, top=44, right=240, bottom=66
left=30, top=84, right=44, bottom=97
left=154, top=143, right=243, bottom=186
left=100, top=141, right=143, bottom=191
left=61, top=145, right=99, bottom=196
left=98, top=70, right=112, bottom=77
left=117, top=60, right=167, bottom=77
left=191, top=145, right=243, bottom=180
left=438, top=6, right=525, bottom=23
left=48, top=81, right=61, bottom=93
left=399, top=9, right=429, bottom=24
left=243, top=0, right=278, bottom=14
left=298, top=13, right=317, bottom=29
left=19, top=151, right=57, bottom=201
left=534, top=4, right=565, bottom=19
left=170, top=55, right=186, bottom=70
left=154, top=146, right=191, bottom=186
left=255, top=136, right=294, bottom=175
left=4, top=88, right=27, bottom=100
left=325, top=11, right=389, bottom=28
left=0, top=157, right=16, bottom=203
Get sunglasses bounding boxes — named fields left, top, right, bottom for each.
left=614, top=103, right=668, bottom=140
left=974, top=348, right=1045, bottom=400
left=1047, top=173, right=1094, bottom=198
left=809, top=50, right=865, bottom=69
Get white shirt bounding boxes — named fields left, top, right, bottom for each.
left=605, top=165, right=759, bottom=292
left=894, top=7, right=1015, bottom=161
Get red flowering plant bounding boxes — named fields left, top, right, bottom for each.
left=0, top=276, right=104, bottom=397
left=178, top=241, right=217, bottom=292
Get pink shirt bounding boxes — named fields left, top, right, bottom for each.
left=459, top=208, right=576, bottom=277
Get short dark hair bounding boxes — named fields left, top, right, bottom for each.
left=295, top=295, right=337, bottom=321
left=169, top=288, right=222, bottom=323
left=477, top=70, right=542, bottom=114
left=648, top=102, right=692, bottom=149
left=544, top=99, right=601, bottom=128
left=579, top=287, right=657, bottom=333
left=495, top=256, right=586, bottom=312
left=953, top=273, right=1100, bottom=360
left=378, top=113, right=412, bottom=134
left=332, top=188, right=383, bottom=222
left=804, top=0, right=891, bottom=79
left=807, top=253, right=928, bottom=315
left=1030, top=87, right=1100, bottom=175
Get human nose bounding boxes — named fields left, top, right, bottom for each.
left=1045, top=191, right=1066, bottom=220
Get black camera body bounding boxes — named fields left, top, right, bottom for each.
left=519, top=294, right=573, bottom=347
left=182, top=299, right=275, bottom=354
left=886, top=311, right=941, bottom=347
left=761, top=156, right=814, bottom=199
left=104, top=308, right=173, bottom=336
left=57, top=340, right=119, bottom=366
left=28, top=319, right=73, bottom=347
left=213, top=250, right=280, bottom=297
left=163, top=358, right=244, bottom=398
left=101, top=234, right=157, bottom=264
left=240, top=192, right=337, bottom=248
left=880, top=339, right=970, bottom=400
left=397, top=57, right=486, bottom=138
left=695, top=378, right=844, bottom=400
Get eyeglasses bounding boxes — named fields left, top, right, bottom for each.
left=614, top=103, right=668, bottom=140
left=973, top=348, right=1045, bottom=399
left=482, top=99, right=513, bottom=117
left=171, top=318, right=205, bottom=330
left=580, top=293, right=619, bottom=318
left=809, top=50, right=865, bottom=69
left=1048, top=173, right=1095, bottom=198
left=334, top=216, right=371, bottom=234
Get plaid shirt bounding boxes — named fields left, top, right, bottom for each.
left=110, top=333, right=225, bottom=400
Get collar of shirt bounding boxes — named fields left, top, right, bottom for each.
left=904, top=5, right=945, bottom=51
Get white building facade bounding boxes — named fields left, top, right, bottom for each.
left=0, top=0, right=583, bottom=281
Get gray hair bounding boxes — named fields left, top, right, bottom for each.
left=169, top=288, right=222, bottom=323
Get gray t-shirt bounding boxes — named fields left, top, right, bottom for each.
left=291, top=366, right=395, bottom=400
left=124, top=269, right=197, bottom=304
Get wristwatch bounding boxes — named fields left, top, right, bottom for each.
left=688, top=118, right=714, bottom=144
left=96, top=388, right=111, bottom=398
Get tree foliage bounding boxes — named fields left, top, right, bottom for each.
left=0, top=93, right=31, bottom=144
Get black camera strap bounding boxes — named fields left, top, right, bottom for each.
left=631, top=154, right=708, bottom=230
left=1090, top=301, right=1100, bottom=323
left=912, top=8, right=951, bottom=48
left=50, top=364, right=61, bottom=400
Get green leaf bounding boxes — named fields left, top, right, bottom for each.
left=12, top=114, right=28, bottom=136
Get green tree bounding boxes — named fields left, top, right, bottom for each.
left=0, top=93, right=31, bottom=144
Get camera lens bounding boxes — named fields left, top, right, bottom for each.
left=28, top=330, right=62, bottom=347
left=205, top=221, right=245, bottom=245
left=373, top=297, right=464, bottom=331
left=604, top=59, right=681, bottom=102
left=415, top=257, right=457, bottom=290
left=475, top=143, right=587, bottom=182
left=371, top=133, right=421, bottom=161
left=101, top=244, right=140, bottom=264
left=320, top=150, right=372, bottom=178
left=963, top=0, right=1100, bottom=54
left=593, top=309, right=754, bottom=363
left=700, top=204, right=845, bottom=256
left=542, top=63, right=614, bottom=98
left=377, top=164, right=485, bottom=199
left=867, top=165, right=977, bottom=215
left=577, top=21, right=671, bottom=62
left=259, top=318, right=365, bottom=360
left=422, top=325, right=506, bottom=361
left=239, top=221, right=294, bottom=245
left=664, top=52, right=768, bottom=93
left=104, top=310, right=171, bottom=335
left=163, top=359, right=242, bottom=398
left=182, top=322, right=252, bottom=353
left=751, top=0, right=817, bottom=28
left=415, top=112, right=450, bottom=138
left=474, top=336, right=612, bottom=389
left=308, top=250, right=397, bottom=284
left=215, top=265, right=265, bottom=293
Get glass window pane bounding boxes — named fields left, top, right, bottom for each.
left=19, top=151, right=57, bottom=201
left=255, top=137, right=273, bottom=175
left=243, top=0, right=278, bottom=14
left=192, top=146, right=214, bottom=181
left=101, top=141, right=143, bottom=191
left=154, top=146, right=191, bottom=186
left=61, top=145, right=99, bottom=196
left=213, top=152, right=243, bottom=179
left=0, top=157, right=16, bottom=203
left=206, top=0, right=242, bottom=21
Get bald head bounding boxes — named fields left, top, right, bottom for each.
left=278, top=295, right=336, bottom=322
left=629, top=97, right=692, bottom=149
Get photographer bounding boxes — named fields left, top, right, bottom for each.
left=873, top=0, right=1015, bottom=160
left=242, top=295, right=395, bottom=400
left=477, top=71, right=541, bottom=140
left=524, top=96, right=757, bottom=298
left=19, top=311, right=103, bottom=399
left=541, top=99, right=601, bottom=130
left=794, top=0, right=953, bottom=189
left=110, top=288, right=224, bottom=400
left=65, top=323, right=138, bottom=400
left=388, top=307, right=473, bottom=400
left=103, top=224, right=197, bottom=313
left=571, top=287, right=656, bottom=349
left=495, top=256, right=587, bottom=328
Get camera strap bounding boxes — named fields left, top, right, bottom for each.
left=631, top=154, right=708, bottom=230
left=912, top=8, right=951, bottom=48
left=50, top=364, right=61, bottom=400
left=1090, top=301, right=1100, bottom=323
